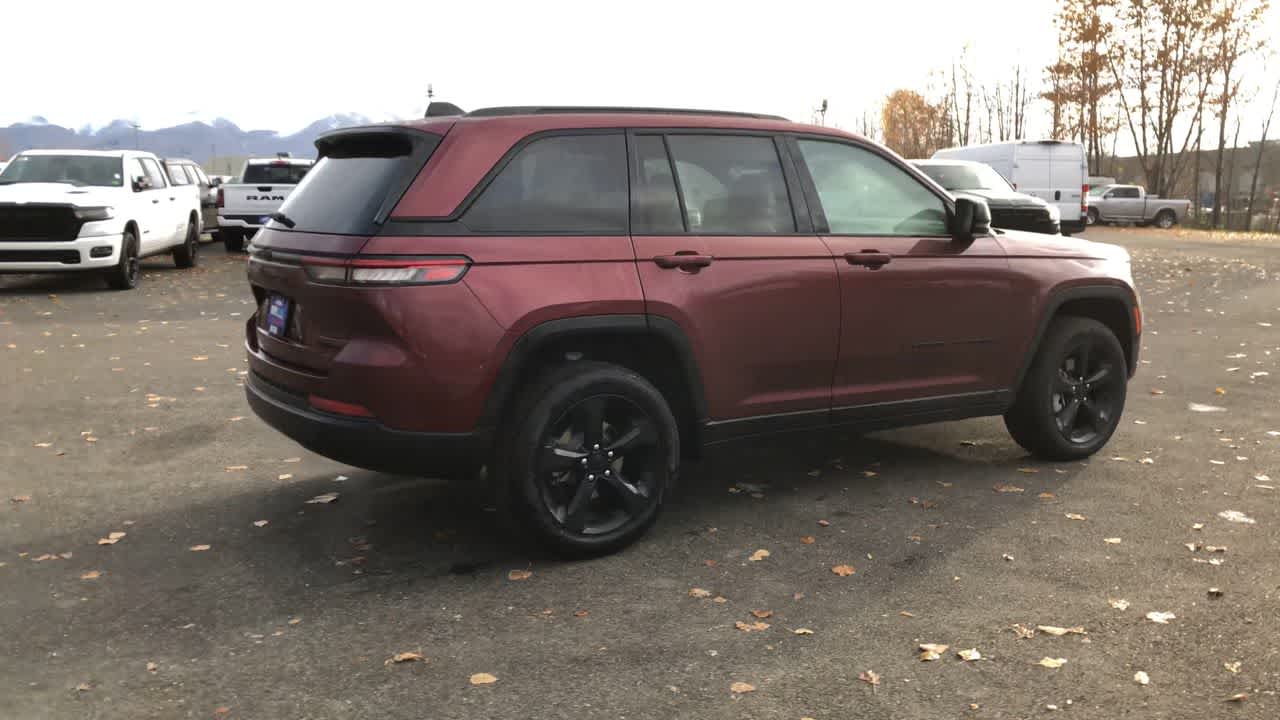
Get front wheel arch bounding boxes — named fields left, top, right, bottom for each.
left=1014, top=288, right=1138, bottom=391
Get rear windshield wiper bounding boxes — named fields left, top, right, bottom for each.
left=268, top=211, right=296, bottom=229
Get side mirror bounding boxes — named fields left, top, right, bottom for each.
left=951, top=197, right=991, bottom=241
left=131, top=177, right=152, bottom=192
left=210, top=177, right=222, bottom=187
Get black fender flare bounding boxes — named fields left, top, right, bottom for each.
left=1014, top=285, right=1139, bottom=389
left=477, top=314, right=709, bottom=431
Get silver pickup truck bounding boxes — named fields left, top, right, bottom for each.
left=1086, top=184, right=1191, bottom=229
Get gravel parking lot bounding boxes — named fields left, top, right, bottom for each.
left=2, top=227, right=1279, bottom=719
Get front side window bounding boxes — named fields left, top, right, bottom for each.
left=464, top=134, right=627, bottom=233
left=798, top=140, right=949, bottom=236
left=167, top=163, right=190, bottom=185
left=665, top=135, right=794, bottom=234
left=0, top=154, right=124, bottom=188
left=139, top=158, right=167, bottom=189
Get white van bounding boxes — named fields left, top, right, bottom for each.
left=932, top=140, right=1089, bottom=235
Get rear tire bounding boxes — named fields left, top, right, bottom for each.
left=104, top=230, right=140, bottom=290
left=498, top=361, right=679, bottom=557
left=173, top=220, right=199, bottom=268
left=223, top=231, right=244, bottom=253
left=1154, top=210, right=1176, bottom=229
left=1087, top=207, right=1100, bottom=226
left=1004, top=317, right=1127, bottom=461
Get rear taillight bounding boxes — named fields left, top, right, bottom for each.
left=215, top=188, right=224, bottom=208
left=302, top=256, right=470, bottom=286
left=1082, top=184, right=1089, bottom=211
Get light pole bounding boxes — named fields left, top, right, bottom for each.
left=130, top=122, right=140, bottom=149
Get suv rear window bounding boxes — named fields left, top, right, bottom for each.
left=271, top=131, right=441, bottom=236
left=242, top=162, right=312, bottom=184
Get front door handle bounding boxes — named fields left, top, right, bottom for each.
left=654, top=253, right=713, bottom=270
left=844, top=251, right=891, bottom=269
left=151, top=199, right=160, bottom=204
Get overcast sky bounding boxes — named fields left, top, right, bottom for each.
left=5, top=0, right=1278, bottom=145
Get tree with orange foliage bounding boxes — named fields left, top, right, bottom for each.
left=881, top=90, right=945, bottom=158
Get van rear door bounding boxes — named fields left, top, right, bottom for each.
left=1048, top=143, right=1086, bottom=224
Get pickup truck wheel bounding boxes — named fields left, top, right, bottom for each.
left=1154, top=210, right=1176, bottom=229
left=104, top=230, right=140, bottom=290
left=1086, top=208, right=1100, bottom=226
left=1004, top=317, right=1127, bottom=461
left=173, top=220, right=199, bottom=268
left=499, top=361, right=678, bottom=557
left=223, top=232, right=244, bottom=253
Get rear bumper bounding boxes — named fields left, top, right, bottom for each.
left=218, top=215, right=264, bottom=231
left=0, top=234, right=122, bottom=272
left=245, top=369, right=490, bottom=477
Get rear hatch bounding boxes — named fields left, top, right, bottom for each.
left=246, top=127, right=444, bottom=385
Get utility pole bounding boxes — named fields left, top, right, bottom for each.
left=130, top=122, right=140, bottom=150
left=814, top=99, right=828, bottom=126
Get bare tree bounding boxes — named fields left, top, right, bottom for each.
left=1245, top=77, right=1279, bottom=226
left=1209, top=0, right=1270, bottom=227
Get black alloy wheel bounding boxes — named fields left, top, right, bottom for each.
left=537, top=395, right=661, bottom=536
left=1051, top=338, right=1122, bottom=445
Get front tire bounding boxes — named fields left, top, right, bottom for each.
left=1004, top=317, right=1127, bottom=461
left=1086, top=208, right=1100, bottom=226
left=105, top=230, right=140, bottom=290
left=500, top=361, right=679, bottom=557
left=173, top=220, right=199, bottom=268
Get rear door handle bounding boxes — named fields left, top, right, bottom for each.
left=844, top=251, right=891, bottom=268
left=151, top=199, right=160, bottom=204
left=654, top=253, right=713, bottom=270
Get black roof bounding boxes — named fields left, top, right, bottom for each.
left=465, top=105, right=789, bottom=121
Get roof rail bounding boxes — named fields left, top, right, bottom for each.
left=466, top=106, right=789, bottom=121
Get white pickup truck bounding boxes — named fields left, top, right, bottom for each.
left=1086, top=184, right=1191, bottom=228
left=215, top=154, right=313, bottom=251
left=0, top=149, right=203, bottom=289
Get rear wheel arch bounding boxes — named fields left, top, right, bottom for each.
left=1016, top=287, right=1138, bottom=390
left=480, top=315, right=709, bottom=456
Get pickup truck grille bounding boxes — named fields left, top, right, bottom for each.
left=0, top=205, right=83, bottom=242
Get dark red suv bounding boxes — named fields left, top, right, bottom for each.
left=244, top=105, right=1140, bottom=555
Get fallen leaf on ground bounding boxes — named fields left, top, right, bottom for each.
left=817, top=519, right=831, bottom=527
left=1217, top=510, right=1255, bottom=524
left=1037, top=625, right=1086, bottom=636
left=305, top=493, right=339, bottom=504
left=283, top=457, right=301, bottom=463
left=689, top=588, right=712, bottom=598
left=858, top=670, right=881, bottom=687
left=213, top=708, right=230, bottom=716
left=189, top=544, right=211, bottom=552
left=729, top=681, right=755, bottom=694
left=1104, top=537, right=1122, bottom=544
left=831, top=564, right=856, bottom=577
left=1226, top=693, right=1247, bottom=703
left=11, top=494, right=32, bottom=503
left=1065, top=513, right=1087, bottom=521
left=1146, top=611, right=1176, bottom=624
left=80, top=570, right=101, bottom=580
left=751, top=609, right=773, bottom=619
left=75, top=683, right=92, bottom=692
left=224, top=465, right=248, bottom=472
left=1139, top=457, right=1155, bottom=465
left=958, top=648, right=982, bottom=661
left=252, top=520, right=269, bottom=527
left=1039, top=491, right=1056, bottom=500
left=97, top=531, right=126, bottom=545
left=1208, top=587, right=1224, bottom=598
left=146, top=662, right=158, bottom=673
left=1150, top=389, right=1165, bottom=395
left=1109, top=598, right=1130, bottom=610
left=1215, top=387, right=1226, bottom=395
left=793, top=628, right=814, bottom=635
left=1205, top=545, right=1227, bottom=553
left=1017, top=467, right=1039, bottom=474
left=277, top=474, right=293, bottom=481
left=800, top=535, right=815, bottom=545
left=734, top=621, right=770, bottom=632
left=1002, top=553, right=1015, bottom=561
left=288, top=617, right=302, bottom=625
left=919, top=643, right=948, bottom=661
left=899, top=610, right=916, bottom=618
left=385, top=652, right=425, bottom=666
left=191, top=356, right=208, bottom=361
left=1192, top=523, right=1205, bottom=530
left=1134, top=670, right=1150, bottom=685
left=748, top=549, right=770, bottom=562
left=714, top=596, right=728, bottom=604
left=1185, top=542, right=1202, bottom=552
left=469, top=672, right=497, bottom=685
left=1011, top=624, right=1036, bottom=639
left=574, top=610, right=589, bottom=618
left=1224, top=661, right=1241, bottom=673
left=507, top=569, right=532, bottom=581
left=1038, top=657, right=1068, bottom=669
left=993, top=483, right=1025, bottom=493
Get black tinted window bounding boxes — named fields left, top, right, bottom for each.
left=631, top=135, right=684, bottom=234
left=274, top=133, right=439, bottom=236
left=243, top=162, right=311, bottom=184
left=465, top=134, right=627, bottom=233
left=666, top=135, right=795, bottom=234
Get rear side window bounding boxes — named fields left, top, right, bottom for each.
left=167, top=164, right=190, bottom=185
left=273, top=131, right=440, bottom=235
left=243, top=162, right=311, bottom=184
left=666, top=135, right=795, bottom=234
left=183, top=165, right=204, bottom=185
left=464, top=134, right=627, bottom=234
left=631, top=135, right=684, bottom=234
